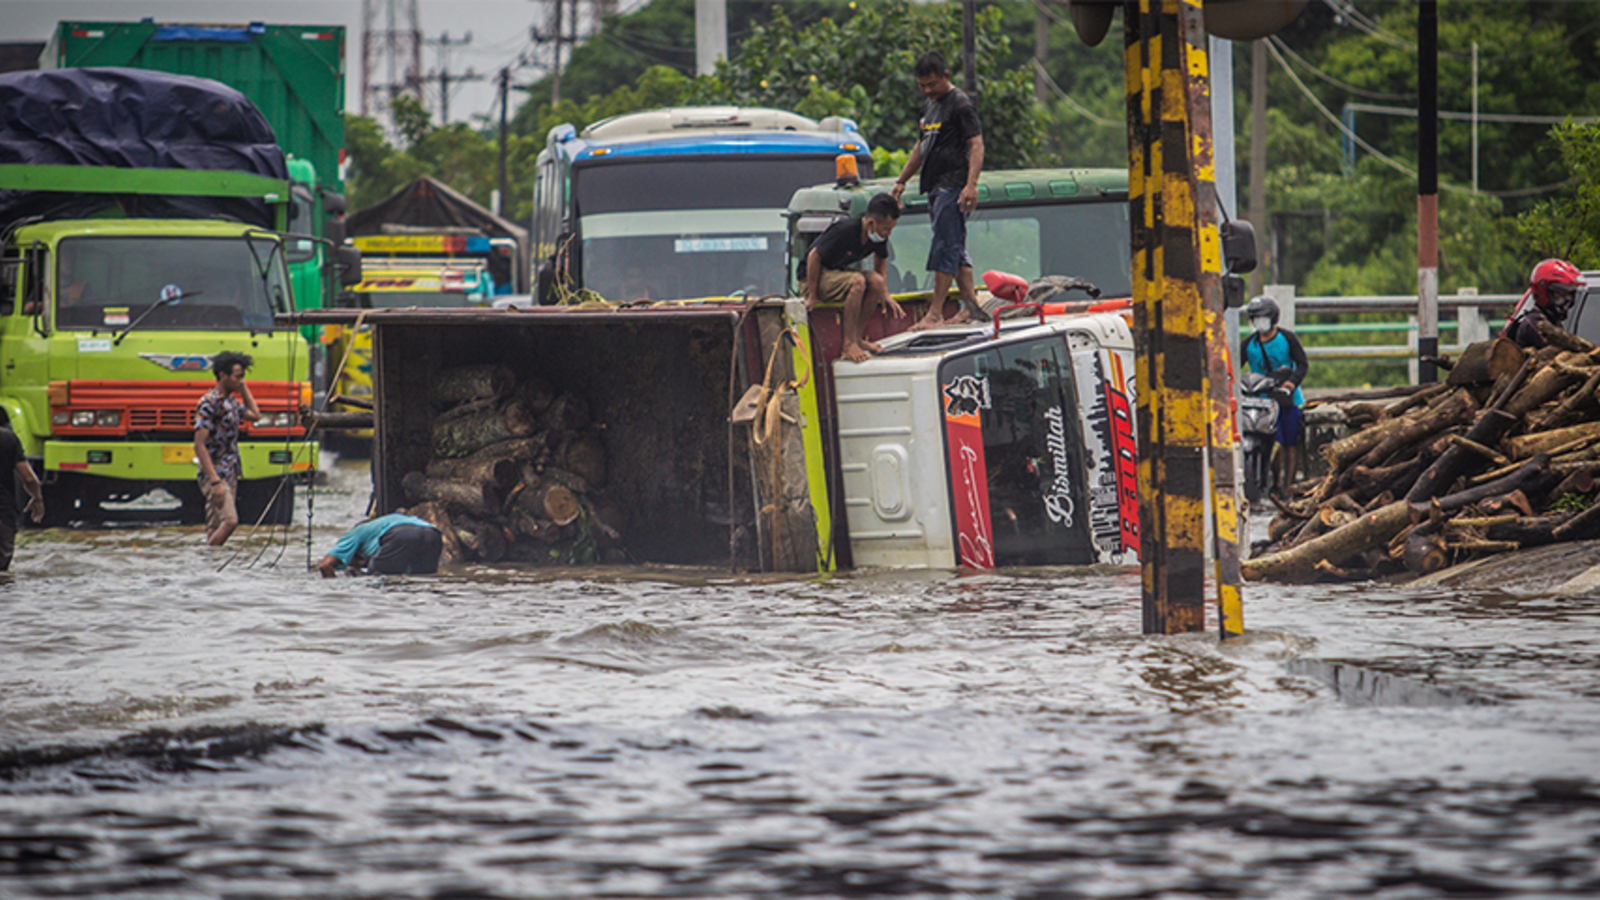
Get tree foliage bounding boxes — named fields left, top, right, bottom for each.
left=1516, top=121, right=1600, bottom=267
left=684, top=0, right=1039, bottom=168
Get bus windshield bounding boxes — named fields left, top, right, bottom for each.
left=55, top=236, right=289, bottom=331
left=884, top=199, right=1132, bottom=298
left=575, top=156, right=863, bottom=301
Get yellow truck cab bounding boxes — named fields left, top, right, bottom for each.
left=0, top=67, right=318, bottom=526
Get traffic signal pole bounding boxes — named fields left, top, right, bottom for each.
left=1124, top=0, right=1243, bottom=637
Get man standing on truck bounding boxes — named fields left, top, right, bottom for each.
left=1504, top=258, right=1585, bottom=349
left=804, top=193, right=905, bottom=362
left=891, top=51, right=985, bottom=331
left=0, top=409, right=44, bottom=569
left=195, top=351, right=260, bottom=546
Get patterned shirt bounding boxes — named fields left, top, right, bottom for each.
left=195, top=389, right=245, bottom=483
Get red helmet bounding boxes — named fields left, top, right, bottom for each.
left=1529, top=258, right=1584, bottom=315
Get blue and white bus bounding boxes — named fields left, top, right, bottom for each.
left=531, top=106, right=873, bottom=304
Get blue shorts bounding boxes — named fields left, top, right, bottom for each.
left=1277, top=404, right=1303, bottom=448
left=926, top=186, right=974, bottom=276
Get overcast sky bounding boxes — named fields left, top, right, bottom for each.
left=2, top=0, right=650, bottom=130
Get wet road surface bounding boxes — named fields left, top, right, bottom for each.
left=2, top=458, right=1599, bottom=897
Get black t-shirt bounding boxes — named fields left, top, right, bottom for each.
left=918, top=87, right=982, bottom=194
left=800, top=215, right=887, bottom=280
left=0, top=429, right=23, bottom=521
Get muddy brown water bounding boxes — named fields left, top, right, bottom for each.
left=2, top=457, right=1599, bottom=898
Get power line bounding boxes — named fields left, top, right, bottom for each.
left=1266, top=38, right=1572, bottom=199
left=1030, top=59, right=1119, bottom=127
left=1268, top=35, right=1414, bottom=103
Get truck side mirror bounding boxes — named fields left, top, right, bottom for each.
left=536, top=260, right=556, bottom=305
left=335, top=245, right=363, bottom=287
left=25, top=245, right=45, bottom=328
left=1220, top=219, right=1257, bottom=275
left=320, top=190, right=347, bottom=217
left=324, top=217, right=346, bottom=247
left=1223, top=274, right=1247, bottom=309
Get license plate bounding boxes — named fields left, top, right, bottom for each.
left=163, top=445, right=195, bottom=465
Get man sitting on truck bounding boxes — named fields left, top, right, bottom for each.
left=195, top=350, right=261, bottom=546
left=802, top=192, right=905, bottom=362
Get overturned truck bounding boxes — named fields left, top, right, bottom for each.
left=288, top=168, right=1144, bottom=571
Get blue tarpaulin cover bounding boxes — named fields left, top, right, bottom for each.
left=0, top=67, right=288, bottom=231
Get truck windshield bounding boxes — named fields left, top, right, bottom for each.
left=55, top=236, right=288, bottom=331
left=940, top=335, right=1097, bottom=566
left=886, top=199, right=1132, bottom=298
left=575, top=156, right=858, bottom=301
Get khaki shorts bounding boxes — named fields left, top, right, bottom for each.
left=815, top=268, right=865, bottom=305
left=204, top=474, right=239, bottom=532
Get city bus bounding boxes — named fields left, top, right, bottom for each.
left=530, top=106, right=873, bottom=305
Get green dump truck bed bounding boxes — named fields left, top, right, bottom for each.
left=44, top=21, right=345, bottom=190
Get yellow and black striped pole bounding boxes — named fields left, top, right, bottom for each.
left=1124, top=0, right=1243, bottom=637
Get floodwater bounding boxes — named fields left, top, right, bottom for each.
left=3, top=458, right=1599, bottom=899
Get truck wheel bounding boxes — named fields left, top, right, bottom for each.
left=236, top=478, right=295, bottom=527
left=36, top=475, right=85, bottom=528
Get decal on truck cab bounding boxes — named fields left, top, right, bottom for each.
left=140, top=353, right=215, bottom=373
left=942, top=375, right=996, bottom=569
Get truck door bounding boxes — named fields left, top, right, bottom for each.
left=938, top=333, right=1097, bottom=568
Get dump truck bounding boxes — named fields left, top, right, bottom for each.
left=0, top=67, right=318, bottom=526
left=280, top=166, right=1150, bottom=572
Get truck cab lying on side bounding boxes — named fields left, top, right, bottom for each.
left=781, top=167, right=1140, bottom=569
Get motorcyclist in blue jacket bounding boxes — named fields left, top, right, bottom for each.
left=1241, top=296, right=1309, bottom=496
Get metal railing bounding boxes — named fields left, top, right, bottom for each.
left=1254, top=284, right=1520, bottom=382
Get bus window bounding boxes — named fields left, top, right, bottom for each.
left=940, top=335, right=1096, bottom=566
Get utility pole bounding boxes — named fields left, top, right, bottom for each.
left=1125, top=0, right=1242, bottom=638
left=695, top=0, right=727, bottom=76
left=361, top=0, right=424, bottom=131
left=962, top=0, right=977, bottom=94
left=1418, top=1, right=1439, bottom=384
left=426, top=31, right=480, bottom=126
left=1250, top=39, right=1268, bottom=298
left=497, top=67, right=510, bottom=218
left=1035, top=0, right=1050, bottom=103
left=533, top=0, right=579, bottom=107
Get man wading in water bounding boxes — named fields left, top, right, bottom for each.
left=194, top=351, right=260, bottom=546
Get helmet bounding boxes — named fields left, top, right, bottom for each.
left=1245, top=295, right=1279, bottom=326
left=1529, top=258, right=1584, bottom=319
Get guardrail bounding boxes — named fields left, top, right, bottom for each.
left=1255, top=284, right=1521, bottom=381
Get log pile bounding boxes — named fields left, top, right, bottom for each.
left=401, top=363, right=626, bottom=566
left=1244, top=328, right=1600, bottom=582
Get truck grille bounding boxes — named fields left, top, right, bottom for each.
left=128, top=409, right=197, bottom=431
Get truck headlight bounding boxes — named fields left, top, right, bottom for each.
left=71, top=411, right=95, bottom=427
left=52, top=411, right=70, bottom=426
left=96, top=410, right=121, bottom=428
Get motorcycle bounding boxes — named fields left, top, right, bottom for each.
left=1238, top=369, right=1284, bottom=506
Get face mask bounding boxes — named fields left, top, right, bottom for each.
left=867, top=230, right=886, bottom=244
left=1251, top=317, right=1272, bottom=334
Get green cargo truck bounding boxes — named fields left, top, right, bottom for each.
left=0, top=67, right=319, bottom=526
left=44, top=19, right=361, bottom=386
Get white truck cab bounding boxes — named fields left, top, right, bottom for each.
left=834, top=310, right=1140, bottom=569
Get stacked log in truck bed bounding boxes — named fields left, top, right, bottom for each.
left=1247, top=322, right=1600, bottom=582
left=400, top=363, right=626, bottom=566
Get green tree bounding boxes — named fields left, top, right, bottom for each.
left=684, top=0, right=1040, bottom=168
left=1516, top=121, right=1600, bottom=266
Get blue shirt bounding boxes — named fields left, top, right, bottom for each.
left=1244, top=331, right=1305, bottom=407
left=328, top=514, right=436, bottom=565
